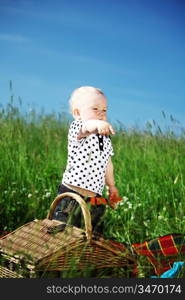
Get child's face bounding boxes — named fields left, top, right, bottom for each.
left=75, top=94, right=107, bottom=121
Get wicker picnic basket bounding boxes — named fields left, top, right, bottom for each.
left=0, top=192, right=136, bottom=278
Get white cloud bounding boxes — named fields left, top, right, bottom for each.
left=0, top=33, right=30, bottom=43
left=1, top=3, right=125, bottom=38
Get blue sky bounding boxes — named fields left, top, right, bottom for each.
left=0, top=0, right=185, bottom=131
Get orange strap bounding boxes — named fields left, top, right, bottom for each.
left=89, top=196, right=123, bottom=207
left=89, top=197, right=108, bottom=206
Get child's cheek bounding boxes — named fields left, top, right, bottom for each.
left=90, top=112, right=97, bottom=119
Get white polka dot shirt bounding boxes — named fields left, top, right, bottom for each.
left=62, top=120, right=114, bottom=195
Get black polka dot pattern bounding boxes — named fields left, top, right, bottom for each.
left=62, top=120, right=114, bottom=195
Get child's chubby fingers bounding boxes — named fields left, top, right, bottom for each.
left=109, top=125, right=115, bottom=135
left=98, top=127, right=109, bottom=135
left=109, top=186, right=120, bottom=198
left=97, top=128, right=105, bottom=135
left=104, top=127, right=111, bottom=135
left=97, top=121, right=115, bottom=135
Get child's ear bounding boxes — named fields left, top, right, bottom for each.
left=73, top=108, right=81, bottom=120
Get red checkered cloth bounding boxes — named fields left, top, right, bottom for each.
left=132, top=233, right=185, bottom=276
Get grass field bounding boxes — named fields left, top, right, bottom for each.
left=0, top=91, right=185, bottom=277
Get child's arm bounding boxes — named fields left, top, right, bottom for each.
left=77, top=120, right=115, bottom=139
left=105, top=157, right=119, bottom=199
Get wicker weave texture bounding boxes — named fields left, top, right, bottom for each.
left=0, top=265, right=23, bottom=278
left=0, top=218, right=86, bottom=262
left=0, top=192, right=136, bottom=275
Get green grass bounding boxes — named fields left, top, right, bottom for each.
left=0, top=88, right=185, bottom=277
left=105, top=128, right=185, bottom=244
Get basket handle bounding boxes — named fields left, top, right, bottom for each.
left=47, top=192, right=92, bottom=241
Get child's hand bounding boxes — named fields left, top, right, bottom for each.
left=77, top=120, right=115, bottom=139
left=96, top=121, right=115, bottom=136
left=107, top=186, right=122, bottom=209
left=108, top=186, right=119, bottom=199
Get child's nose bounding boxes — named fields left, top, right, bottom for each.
left=97, top=110, right=106, bottom=120
left=98, top=110, right=106, bottom=115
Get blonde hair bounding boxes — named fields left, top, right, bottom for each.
left=69, top=86, right=104, bottom=115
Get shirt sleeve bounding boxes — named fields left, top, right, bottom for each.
left=68, top=120, right=84, bottom=141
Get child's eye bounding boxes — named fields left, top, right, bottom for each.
left=93, top=108, right=98, bottom=110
